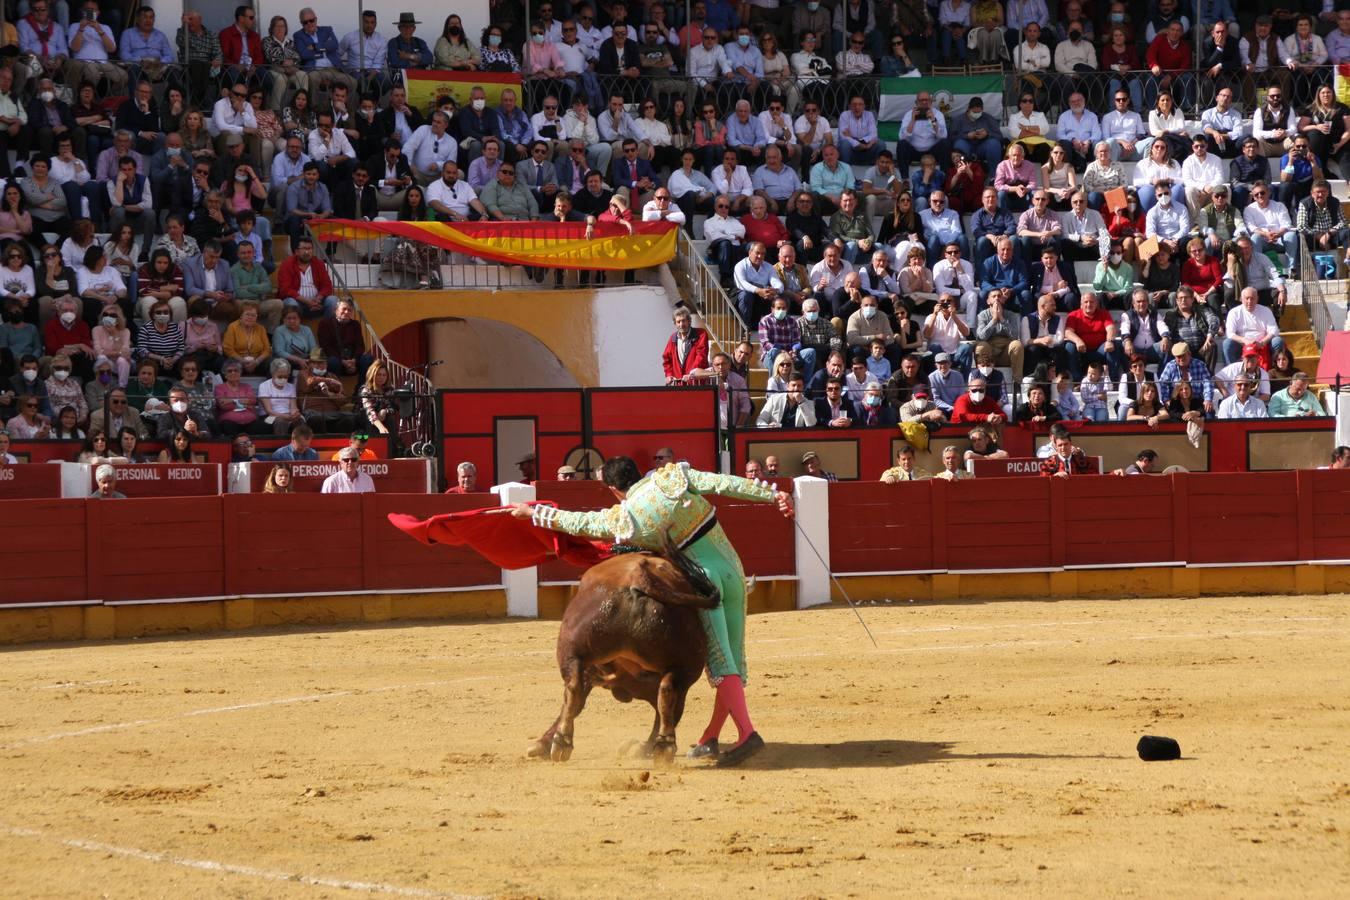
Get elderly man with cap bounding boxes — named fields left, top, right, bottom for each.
left=900, top=384, right=947, bottom=427
left=800, top=450, right=837, bottom=481
left=444, top=461, right=478, bottom=493
left=516, top=452, right=538, bottom=483
left=556, top=464, right=580, bottom=481
left=1157, top=340, right=1216, bottom=415
left=321, top=446, right=377, bottom=492
left=927, top=351, right=967, bottom=414
left=1215, top=344, right=1273, bottom=402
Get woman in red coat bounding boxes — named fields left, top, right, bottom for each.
left=662, top=307, right=711, bottom=384
left=1180, top=237, right=1223, bottom=313
left=1104, top=187, right=1147, bottom=262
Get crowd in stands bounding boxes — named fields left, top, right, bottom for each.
left=0, top=0, right=1343, bottom=460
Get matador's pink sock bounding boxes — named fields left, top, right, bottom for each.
left=717, top=675, right=755, bottom=746
left=700, top=689, right=728, bottom=744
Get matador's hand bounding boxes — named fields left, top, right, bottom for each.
left=509, top=502, right=534, bottom=519
left=774, top=490, right=794, bottom=519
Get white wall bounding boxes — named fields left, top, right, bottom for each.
left=161, top=1, right=490, bottom=54
left=594, top=285, right=677, bottom=386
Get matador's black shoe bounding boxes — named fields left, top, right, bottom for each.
left=687, top=738, right=719, bottom=760
left=715, top=732, right=764, bottom=768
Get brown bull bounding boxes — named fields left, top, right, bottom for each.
left=527, top=543, right=718, bottom=763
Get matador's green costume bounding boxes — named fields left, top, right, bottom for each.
left=531, top=462, right=776, bottom=681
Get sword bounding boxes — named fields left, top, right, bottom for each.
left=790, top=516, right=878, bottom=649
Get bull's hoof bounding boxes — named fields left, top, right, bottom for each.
left=632, top=740, right=656, bottom=759
left=525, top=739, right=550, bottom=760
left=550, top=734, right=574, bottom=762
left=652, top=738, right=677, bottom=764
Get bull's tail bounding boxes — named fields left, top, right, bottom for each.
left=654, top=536, right=722, bottom=610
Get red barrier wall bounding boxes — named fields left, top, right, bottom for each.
left=93, top=463, right=222, bottom=497
left=533, top=480, right=615, bottom=582
left=90, top=496, right=226, bottom=602
left=0, top=464, right=63, bottom=499
left=1061, top=475, right=1178, bottom=567
left=363, top=493, right=500, bottom=590
left=828, top=481, right=936, bottom=574
left=244, top=459, right=432, bottom=493
left=0, top=499, right=88, bottom=605
left=1301, top=469, right=1350, bottom=561
left=1183, top=471, right=1301, bottom=564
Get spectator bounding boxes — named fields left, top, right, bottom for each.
left=480, top=159, right=539, bottom=221
left=1165, top=287, right=1221, bottom=371
left=1116, top=354, right=1159, bottom=422
left=1032, top=245, right=1079, bottom=312
left=756, top=372, right=814, bottom=427
left=1112, top=449, right=1160, bottom=476
left=181, top=240, right=237, bottom=327
left=387, top=12, right=433, bottom=71
left=1217, top=375, right=1269, bottom=419
left=711, top=351, right=752, bottom=429
left=950, top=375, right=1004, bottom=425
left=733, top=241, right=781, bottom=324
left=1146, top=186, right=1192, bottom=258
left=1244, top=180, right=1299, bottom=269
left=813, top=376, right=857, bottom=427
left=277, top=236, right=337, bottom=319
left=358, top=359, right=397, bottom=436
left=1064, top=291, right=1120, bottom=380
left=879, top=443, right=925, bottom=482
left=827, top=189, right=873, bottom=266
left=979, top=237, right=1031, bottom=315
left=928, top=351, right=967, bottom=413
left=90, top=463, right=125, bottom=498
left=1157, top=341, right=1216, bottom=415
left=1296, top=180, right=1349, bottom=261
left=1055, top=92, right=1100, bottom=172
left=445, top=461, right=479, bottom=493
left=157, top=386, right=210, bottom=440
left=88, top=385, right=146, bottom=438
left=1223, top=287, right=1285, bottom=366
left=426, top=161, right=487, bottom=223
left=974, top=291, right=1025, bottom=380
left=256, top=358, right=301, bottom=436
left=270, top=421, right=318, bottom=461
left=297, top=350, right=353, bottom=434
left=283, top=162, right=332, bottom=246
left=808, top=143, right=850, bottom=214
left=801, top=450, right=837, bottom=482
left=318, top=298, right=370, bottom=381
left=230, top=241, right=279, bottom=329
left=896, top=90, right=949, bottom=173
left=964, top=423, right=1008, bottom=461
left=1039, top=428, right=1095, bottom=476
left=221, top=299, right=269, bottom=376
left=1268, top=372, right=1327, bottom=417
left=66, top=0, right=127, bottom=97
left=1015, top=383, right=1061, bottom=425
left=920, top=190, right=966, bottom=266
left=663, top=307, right=711, bottom=385
left=740, top=195, right=788, bottom=258
left=1120, top=290, right=1172, bottom=369
left=1014, top=190, right=1061, bottom=264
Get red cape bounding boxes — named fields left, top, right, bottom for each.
left=387, top=505, right=611, bottom=570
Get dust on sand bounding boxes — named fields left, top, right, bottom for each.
left=0, top=595, right=1347, bottom=898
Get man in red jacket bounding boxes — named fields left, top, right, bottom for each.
left=218, top=4, right=273, bottom=96
left=949, top=375, right=1006, bottom=425
left=1145, top=21, right=1194, bottom=110
left=662, top=307, right=712, bottom=384
left=277, top=237, right=339, bottom=320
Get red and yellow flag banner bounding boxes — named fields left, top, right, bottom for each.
left=310, top=219, right=679, bottom=271
left=404, top=70, right=522, bottom=113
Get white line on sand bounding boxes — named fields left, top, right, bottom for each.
left=0, top=824, right=481, bottom=899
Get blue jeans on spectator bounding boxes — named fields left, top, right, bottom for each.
left=939, top=26, right=969, bottom=64
left=284, top=294, right=340, bottom=318
left=1084, top=405, right=1109, bottom=423
left=1015, top=234, right=1059, bottom=263
left=896, top=139, right=951, bottom=174
left=1064, top=342, right=1121, bottom=382
left=953, top=136, right=1003, bottom=174
left=706, top=239, right=744, bottom=280
left=951, top=340, right=976, bottom=375
left=1230, top=182, right=1253, bottom=209
left=838, top=140, right=880, bottom=166
left=839, top=240, right=869, bottom=264
left=1134, top=181, right=1186, bottom=211
left=60, top=180, right=104, bottom=224
left=1251, top=231, right=1301, bottom=270
left=1222, top=335, right=1286, bottom=366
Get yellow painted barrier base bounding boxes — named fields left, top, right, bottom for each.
left=830, top=565, right=1350, bottom=603
left=0, top=590, right=507, bottom=645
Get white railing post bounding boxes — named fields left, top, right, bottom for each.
left=792, top=476, right=832, bottom=609
left=492, top=481, right=539, bottom=618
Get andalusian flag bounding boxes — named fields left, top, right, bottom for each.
left=877, top=75, right=1004, bottom=143
left=310, top=219, right=679, bottom=271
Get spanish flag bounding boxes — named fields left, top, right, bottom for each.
left=310, top=219, right=679, bottom=271
left=404, top=70, right=522, bottom=113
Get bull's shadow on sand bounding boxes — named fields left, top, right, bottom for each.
left=721, top=740, right=1123, bottom=770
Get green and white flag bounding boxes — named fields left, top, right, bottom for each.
left=877, top=75, right=1004, bottom=142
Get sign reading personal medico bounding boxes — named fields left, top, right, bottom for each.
left=243, top=459, right=435, bottom=493
left=968, top=456, right=1103, bottom=478
left=88, top=464, right=222, bottom=497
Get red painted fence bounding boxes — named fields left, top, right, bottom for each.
left=0, top=493, right=502, bottom=607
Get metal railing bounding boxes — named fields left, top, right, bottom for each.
left=670, top=230, right=749, bottom=355
left=1299, top=239, right=1345, bottom=350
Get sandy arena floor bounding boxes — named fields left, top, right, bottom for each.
left=0, top=594, right=1347, bottom=898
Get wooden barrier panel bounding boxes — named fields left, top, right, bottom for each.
left=827, top=481, right=935, bottom=573
left=247, top=459, right=433, bottom=493
left=362, top=493, right=501, bottom=590
left=1301, top=469, right=1350, bottom=560
left=222, top=493, right=363, bottom=596
left=0, top=499, right=89, bottom=605
left=711, top=494, right=795, bottom=577
left=941, top=476, right=1054, bottom=570
left=1060, top=475, right=1179, bottom=567
left=0, top=464, right=63, bottom=499
left=91, top=464, right=222, bottom=497
left=1183, top=471, right=1301, bottom=564
left=88, top=496, right=225, bottom=602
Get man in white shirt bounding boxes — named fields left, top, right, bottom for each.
left=807, top=243, right=852, bottom=316
left=1242, top=180, right=1299, bottom=265
left=1216, top=375, right=1269, bottom=419
left=307, top=112, right=355, bottom=187
left=1059, top=189, right=1110, bottom=261
left=793, top=102, right=834, bottom=170
left=1119, top=288, right=1172, bottom=367
left=896, top=91, right=949, bottom=173
left=321, top=449, right=377, bottom=493
left=704, top=196, right=748, bottom=280
left=931, top=245, right=979, bottom=322
left=1215, top=348, right=1273, bottom=400
left=1180, top=135, right=1227, bottom=216
left=711, top=148, right=753, bottom=214
left=530, top=96, right=570, bottom=159
left=1223, top=287, right=1285, bottom=366
left=1199, top=86, right=1249, bottom=158
left=642, top=188, right=686, bottom=225
left=757, top=100, right=798, bottom=166
left=426, top=161, right=486, bottom=222
left=1239, top=15, right=1294, bottom=109
left=836, top=95, right=879, bottom=166
left=1144, top=184, right=1191, bottom=254
left=269, top=136, right=311, bottom=212
left=1100, top=91, right=1146, bottom=161
left=403, top=112, right=457, bottom=187
left=686, top=27, right=731, bottom=86
left=923, top=294, right=975, bottom=372
left=210, top=82, right=259, bottom=159
left=339, top=10, right=387, bottom=83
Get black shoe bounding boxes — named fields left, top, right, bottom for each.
left=715, top=732, right=764, bottom=768
left=687, top=738, right=719, bottom=760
